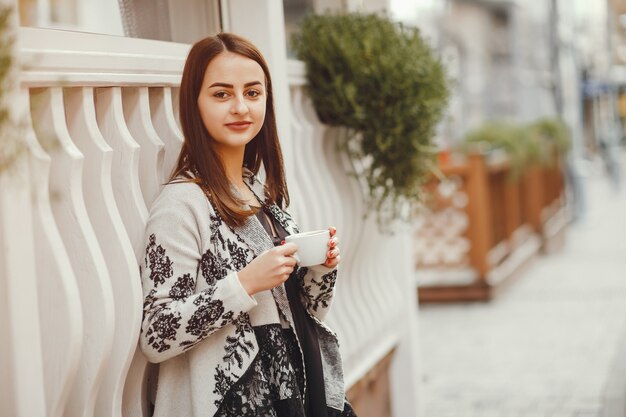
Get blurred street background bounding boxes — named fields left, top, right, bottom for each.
left=419, top=151, right=626, bottom=417
left=384, top=0, right=626, bottom=415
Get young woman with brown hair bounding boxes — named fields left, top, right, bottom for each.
left=140, top=32, right=356, bottom=417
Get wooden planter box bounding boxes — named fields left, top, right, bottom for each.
left=522, top=160, right=569, bottom=253
left=415, top=151, right=568, bottom=303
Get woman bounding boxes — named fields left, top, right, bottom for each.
left=140, top=33, right=356, bottom=417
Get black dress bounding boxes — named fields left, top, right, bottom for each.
left=214, top=206, right=357, bottom=417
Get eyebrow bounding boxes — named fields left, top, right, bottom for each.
left=208, top=81, right=263, bottom=88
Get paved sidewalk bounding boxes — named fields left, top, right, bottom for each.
left=418, top=158, right=626, bottom=417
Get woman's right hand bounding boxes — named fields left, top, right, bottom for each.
left=238, top=242, right=298, bottom=295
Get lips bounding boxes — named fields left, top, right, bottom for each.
left=225, top=121, right=252, bottom=131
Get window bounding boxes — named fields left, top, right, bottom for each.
left=18, top=0, right=222, bottom=42
left=283, top=0, right=314, bottom=58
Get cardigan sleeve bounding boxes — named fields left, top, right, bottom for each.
left=297, top=264, right=338, bottom=321
left=278, top=205, right=339, bottom=321
left=244, top=173, right=340, bottom=321
left=139, top=184, right=257, bottom=364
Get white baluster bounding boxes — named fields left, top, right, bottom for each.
left=326, top=128, right=371, bottom=373
left=299, top=95, right=346, bottom=243
left=171, top=87, right=181, bottom=130
left=350, top=157, right=400, bottom=373
left=382, top=232, right=405, bottom=317
left=122, top=87, right=165, bottom=208
left=149, top=87, right=183, bottom=181
left=292, top=87, right=356, bottom=349
left=94, top=87, right=149, bottom=258
left=359, top=192, right=395, bottom=328
left=30, top=87, right=115, bottom=417
left=289, top=86, right=324, bottom=229
left=345, top=187, right=373, bottom=373
left=63, top=87, right=143, bottom=417
left=20, top=88, right=83, bottom=417
left=0, top=122, right=47, bottom=417
left=389, top=229, right=421, bottom=417
left=124, top=87, right=180, bottom=417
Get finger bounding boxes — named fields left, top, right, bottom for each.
left=327, top=248, right=339, bottom=258
left=328, top=237, right=339, bottom=248
left=325, top=254, right=340, bottom=267
left=329, top=226, right=337, bottom=237
left=277, top=242, right=298, bottom=255
left=283, top=257, right=297, bottom=267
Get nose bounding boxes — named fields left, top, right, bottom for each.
left=230, top=94, right=249, bottom=115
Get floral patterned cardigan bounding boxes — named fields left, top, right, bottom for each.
left=139, top=173, right=345, bottom=417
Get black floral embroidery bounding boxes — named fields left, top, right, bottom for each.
left=227, top=239, right=251, bottom=271
left=300, top=268, right=337, bottom=312
left=214, top=367, right=236, bottom=400
left=223, top=312, right=255, bottom=369
left=215, top=324, right=358, bottom=417
left=145, top=310, right=182, bottom=353
left=140, top=289, right=158, bottom=337
left=186, top=293, right=225, bottom=337
left=169, top=273, right=194, bottom=299
left=265, top=204, right=299, bottom=234
left=145, top=234, right=173, bottom=286
left=200, top=249, right=230, bottom=286
left=210, top=213, right=228, bottom=252
left=143, top=288, right=158, bottom=311
left=220, top=310, right=235, bottom=327
left=215, top=325, right=300, bottom=416
left=212, top=313, right=254, bottom=408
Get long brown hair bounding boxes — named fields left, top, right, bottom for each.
left=170, top=33, right=289, bottom=228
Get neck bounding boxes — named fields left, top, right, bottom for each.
left=217, top=145, right=246, bottom=187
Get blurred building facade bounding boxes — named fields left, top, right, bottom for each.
left=20, top=0, right=612, bottom=158
left=398, top=0, right=587, bottom=156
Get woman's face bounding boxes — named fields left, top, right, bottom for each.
left=197, top=51, right=267, bottom=156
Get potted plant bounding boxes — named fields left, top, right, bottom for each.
left=292, top=12, right=449, bottom=226
left=462, top=121, right=534, bottom=180
left=462, top=118, right=571, bottom=179
left=527, top=117, right=571, bottom=163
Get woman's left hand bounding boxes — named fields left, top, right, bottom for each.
left=323, top=226, right=341, bottom=268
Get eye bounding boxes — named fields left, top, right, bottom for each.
left=246, top=89, right=262, bottom=98
left=213, top=91, right=229, bottom=99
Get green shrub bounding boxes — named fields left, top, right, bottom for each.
left=462, top=118, right=571, bottom=180
left=292, top=12, right=449, bottom=226
left=528, top=117, right=572, bottom=157
left=463, top=122, right=533, bottom=178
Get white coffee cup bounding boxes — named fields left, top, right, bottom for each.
left=284, top=230, right=330, bottom=267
